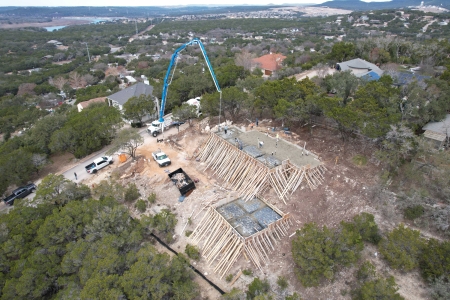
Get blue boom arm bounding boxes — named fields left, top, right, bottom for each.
left=159, top=38, right=221, bottom=122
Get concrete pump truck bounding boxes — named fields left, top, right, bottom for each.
left=147, top=38, right=222, bottom=137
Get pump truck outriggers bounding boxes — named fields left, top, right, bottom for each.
left=147, top=38, right=222, bottom=137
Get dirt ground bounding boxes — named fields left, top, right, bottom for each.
left=39, top=120, right=429, bottom=299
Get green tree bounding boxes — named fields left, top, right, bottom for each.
left=122, top=94, right=155, bottom=124
left=33, top=176, right=90, bottom=207
left=322, top=71, right=360, bottom=104
left=222, top=288, right=246, bottom=300
left=216, top=64, right=247, bottom=88
left=329, top=42, right=356, bottom=62
left=376, top=124, right=417, bottom=173
left=26, top=110, right=67, bottom=152
left=351, top=213, right=381, bottom=244
left=120, top=245, right=197, bottom=299
left=141, top=209, right=178, bottom=243
left=106, top=128, right=143, bottom=159
left=184, top=244, right=200, bottom=260
left=172, top=102, right=198, bottom=126
left=135, top=199, right=147, bottom=213
left=320, top=97, right=359, bottom=141
left=429, top=275, right=450, bottom=300
left=351, top=78, right=400, bottom=138
left=124, top=183, right=140, bottom=202
left=291, top=222, right=363, bottom=287
left=419, top=239, right=450, bottom=281
left=352, top=276, right=404, bottom=300
left=246, top=277, right=271, bottom=299
left=50, top=103, right=123, bottom=158
left=379, top=224, right=425, bottom=271
left=92, top=179, right=125, bottom=202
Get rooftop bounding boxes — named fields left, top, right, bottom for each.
left=422, top=114, right=450, bottom=136
left=336, top=58, right=384, bottom=78
left=252, top=53, right=286, bottom=72
left=107, top=82, right=153, bottom=106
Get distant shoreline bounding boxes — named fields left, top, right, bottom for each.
left=0, top=17, right=122, bottom=29
left=0, top=18, right=91, bottom=29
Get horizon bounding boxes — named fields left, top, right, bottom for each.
left=0, top=0, right=395, bottom=8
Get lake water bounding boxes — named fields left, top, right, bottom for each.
left=44, top=26, right=66, bottom=32
left=91, top=19, right=106, bottom=24
left=44, top=19, right=106, bottom=32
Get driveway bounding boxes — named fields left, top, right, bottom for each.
left=61, top=123, right=187, bottom=183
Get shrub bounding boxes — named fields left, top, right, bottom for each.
left=135, top=199, right=147, bottom=213
left=185, top=230, right=193, bottom=237
left=124, top=183, right=140, bottom=202
left=148, top=192, right=157, bottom=204
left=276, top=276, right=288, bottom=290
left=242, top=269, right=253, bottom=276
left=149, top=209, right=178, bottom=243
left=292, top=222, right=363, bottom=287
left=419, top=239, right=450, bottom=281
left=352, top=276, right=404, bottom=300
left=246, top=278, right=270, bottom=299
left=352, top=213, right=381, bottom=244
left=285, top=293, right=302, bottom=300
left=379, top=224, right=425, bottom=271
left=352, top=154, right=368, bottom=166
left=429, top=276, right=450, bottom=300
left=225, top=274, right=234, bottom=282
left=356, top=261, right=376, bottom=282
left=185, top=244, right=200, bottom=260
left=222, top=288, right=246, bottom=300
left=404, top=205, right=424, bottom=220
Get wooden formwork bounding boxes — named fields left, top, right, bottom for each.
left=190, top=202, right=292, bottom=278
left=196, top=133, right=327, bottom=203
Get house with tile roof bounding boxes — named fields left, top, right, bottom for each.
left=77, top=97, right=106, bottom=112
left=252, top=53, right=287, bottom=76
left=336, top=58, right=384, bottom=81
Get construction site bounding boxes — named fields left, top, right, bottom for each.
left=83, top=118, right=383, bottom=299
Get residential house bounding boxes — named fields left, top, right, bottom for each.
left=392, top=72, right=430, bottom=87
left=335, top=58, right=384, bottom=81
left=422, top=114, right=450, bottom=148
left=107, top=82, right=157, bottom=122
left=77, top=97, right=106, bottom=112
left=252, top=53, right=287, bottom=76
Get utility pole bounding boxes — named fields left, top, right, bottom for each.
left=83, top=42, right=91, bottom=63
left=135, top=19, right=138, bottom=35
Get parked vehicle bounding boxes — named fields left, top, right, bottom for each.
left=168, top=168, right=196, bottom=196
left=85, top=156, right=113, bottom=174
left=3, top=183, right=37, bottom=205
left=152, top=149, right=171, bottom=167
left=147, top=114, right=173, bottom=137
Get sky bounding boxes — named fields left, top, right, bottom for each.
left=3, top=0, right=391, bottom=7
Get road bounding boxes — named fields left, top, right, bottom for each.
left=0, top=122, right=187, bottom=212
left=61, top=123, right=186, bottom=183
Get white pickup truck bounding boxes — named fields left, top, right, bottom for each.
left=152, top=150, right=171, bottom=167
left=85, top=156, right=113, bottom=174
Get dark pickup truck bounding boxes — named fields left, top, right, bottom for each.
left=3, top=183, right=37, bottom=205
left=168, top=168, right=196, bottom=196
